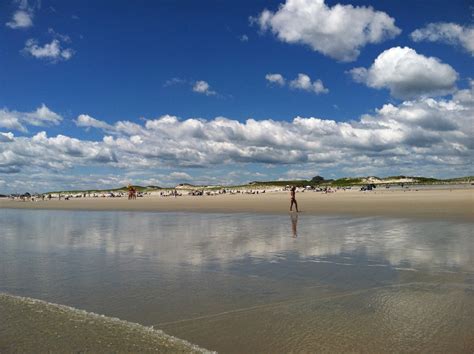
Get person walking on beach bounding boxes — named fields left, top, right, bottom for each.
left=127, top=184, right=136, bottom=200
left=290, top=186, right=299, bottom=212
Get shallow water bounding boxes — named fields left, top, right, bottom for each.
left=0, top=293, right=213, bottom=353
left=1, top=209, right=473, bottom=352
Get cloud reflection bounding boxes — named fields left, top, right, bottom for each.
left=1, top=210, right=473, bottom=273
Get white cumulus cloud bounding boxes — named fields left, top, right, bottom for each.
left=265, top=73, right=286, bottom=86
left=0, top=104, right=62, bottom=132
left=192, top=80, right=217, bottom=96
left=290, top=73, right=328, bottom=94
left=0, top=131, right=117, bottom=175
left=0, top=132, right=14, bottom=142
left=411, top=22, right=474, bottom=56
left=266, top=73, right=328, bottom=94
left=75, top=114, right=114, bottom=131
left=254, top=0, right=401, bottom=62
left=72, top=83, right=472, bottom=172
left=6, top=9, right=33, bottom=29
left=23, top=39, right=74, bottom=62
left=1, top=84, right=473, bottom=191
left=350, top=46, right=458, bottom=99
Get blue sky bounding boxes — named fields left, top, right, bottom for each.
left=0, top=0, right=473, bottom=192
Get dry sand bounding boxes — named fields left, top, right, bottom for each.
left=1, top=188, right=473, bottom=221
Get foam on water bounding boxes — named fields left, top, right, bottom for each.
left=0, top=292, right=215, bottom=353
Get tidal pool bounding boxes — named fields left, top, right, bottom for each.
left=1, top=209, right=473, bottom=352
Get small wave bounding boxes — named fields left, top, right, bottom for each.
left=0, top=292, right=215, bottom=353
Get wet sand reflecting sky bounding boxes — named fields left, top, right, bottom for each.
left=1, top=209, right=473, bottom=352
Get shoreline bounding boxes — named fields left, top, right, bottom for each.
left=1, top=188, right=473, bottom=221
left=0, top=292, right=213, bottom=353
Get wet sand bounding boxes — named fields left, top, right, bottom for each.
left=0, top=293, right=213, bottom=353
left=1, top=210, right=473, bottom=353
left=1, top=188, right=473, bottom=221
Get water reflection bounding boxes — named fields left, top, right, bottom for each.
left=290, top=212, right=298, bottom=238
left=1, top=209, right=472, bottom=273
left=1, top=209, right=473, bottom=353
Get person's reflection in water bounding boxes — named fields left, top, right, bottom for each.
left=290, top=212, right=298, bottom=238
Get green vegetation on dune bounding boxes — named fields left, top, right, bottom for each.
left=249, top=180, right=310, bottom=187
left=410, top=177, right=439, bottom=184
left=249, top=175, right=328, bottom=187
left=43, top=175, right=472, bottom=195
left=247, top=175, right=472, bottom=188
left=48, top=185, right=162, bottom=195
left=443, top=176, right=473, bottom=182
left=330, top=178, right=364, bottom=187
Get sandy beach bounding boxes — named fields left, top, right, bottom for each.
left=1, top=188, right=473, bottom=221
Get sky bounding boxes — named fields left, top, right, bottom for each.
left=0, top=0, right=473, bottom=193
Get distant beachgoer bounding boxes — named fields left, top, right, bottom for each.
left=128, top=184, right=136, bottom=200
left=290, top=186, right=299, bottom=212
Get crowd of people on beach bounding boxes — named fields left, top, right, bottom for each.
left=5, top=183, right=381, bottom=208
left=5, top=184, right=338, bottom=202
